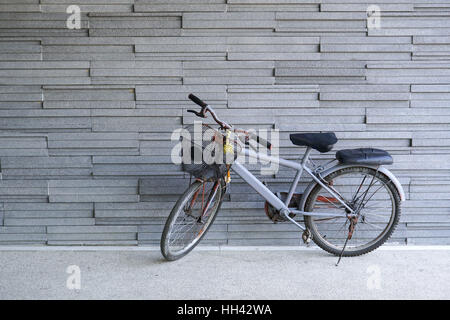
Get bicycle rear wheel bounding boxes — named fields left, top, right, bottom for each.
left=304, top=166, right=401, bottom=257
left=161, top=179, right=224, bottom=261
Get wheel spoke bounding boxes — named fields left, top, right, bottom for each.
left=306, top=167, right=398, bottom=255
left=327, top=219, right=349, bottom=244
left=361, top=221, right=384, bottom=230
left=360, top=183, right=388, bottom=208
left=163, top=181, right=223, bottom=258
left=352, top=175, right=367, bottom=203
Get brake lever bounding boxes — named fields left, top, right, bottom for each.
left=187, top=109, right=207, bottom=118
left=187, top=106, right=231, bottom=130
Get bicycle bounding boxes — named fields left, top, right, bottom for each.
left=161, top=94, right=405, bottom=264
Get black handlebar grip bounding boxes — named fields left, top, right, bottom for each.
left=249, top=133, right=272, bottom=150
left=188, top=94, right=207, bottom=108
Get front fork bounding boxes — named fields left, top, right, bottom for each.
left=201, top=181, right=220, bottom=219
left=187, top=179, right=221, bottom=222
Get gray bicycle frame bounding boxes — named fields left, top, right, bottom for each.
left=231, top=147, right=360, bottom=231
left=185, top=102, right=405, bottom=232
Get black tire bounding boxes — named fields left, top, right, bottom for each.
left=304, top=166, right=401, bottom=257
left=161, top=179, right=225, bottom=261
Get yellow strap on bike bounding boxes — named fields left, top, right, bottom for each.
left=223, top=129, right=234, bottom=155
left=223, top=130, right=233, bottom=184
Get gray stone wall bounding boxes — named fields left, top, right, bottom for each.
left=0, top=0, right=449, bottom=246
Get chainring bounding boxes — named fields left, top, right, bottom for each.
left=264, top=192, right=301, bottom=223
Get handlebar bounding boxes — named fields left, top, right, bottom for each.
left=249, top=132, right=272, bottom=150
left=187, top=94, right=208, bottom=118
left=187, top=93, right=231, bottom=129
left=187, top=93, right=272, bottom=150
left=188, top=94, right=207, bottom=108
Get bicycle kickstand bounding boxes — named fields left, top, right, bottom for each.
left=335, top=216, right=357, bottom=267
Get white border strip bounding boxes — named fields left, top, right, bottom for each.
left=0, top=245, right=449, bottom=252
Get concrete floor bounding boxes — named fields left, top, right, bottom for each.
left=0, top=246, right=449, bottom=300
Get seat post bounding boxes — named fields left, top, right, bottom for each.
left=284, top=147, right=312, bottom=207
left=302, top=147, right=312, bottom=165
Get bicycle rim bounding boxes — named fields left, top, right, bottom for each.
left=305, top=167, right=399, bottom=255
left=164, top=180, right=222, bottom=257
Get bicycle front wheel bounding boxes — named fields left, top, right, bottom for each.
left=161, top=179, right=224, bottom=261
left=304, top=166, right=401, bottom=257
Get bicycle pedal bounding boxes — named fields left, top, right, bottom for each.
left=302, top=229, right=312, bottom=245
